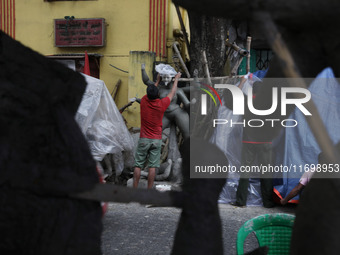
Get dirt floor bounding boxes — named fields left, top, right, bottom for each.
left=101, top=202, right=296, bottom=255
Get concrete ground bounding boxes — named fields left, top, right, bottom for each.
left=101, top=202, right=296, bottom=255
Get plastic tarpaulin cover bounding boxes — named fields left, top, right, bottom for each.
left=75, top=74, right=135, bottom=175
left=273, top=67, right=340, bottom=201
left=210, top=73, right=263, bottom=206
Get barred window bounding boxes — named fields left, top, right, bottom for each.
left=256, top=50, right=274, bottom=70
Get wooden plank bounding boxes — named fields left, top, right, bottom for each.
left=202, top=50, right=212, bottom=85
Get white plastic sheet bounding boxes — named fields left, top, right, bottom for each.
left=75, top=74, right=135, bottom=175
left=210, top=74, right=263, bottom=206
left=210, top=75, right=254, bottom=169
left=155, top=64, right=177, bottom=76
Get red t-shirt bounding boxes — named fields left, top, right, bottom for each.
left=140, top=95, right=171, bottom=139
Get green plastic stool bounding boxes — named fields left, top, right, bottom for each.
left=236, top=213, right=295, bottom=255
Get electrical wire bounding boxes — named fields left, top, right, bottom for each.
left=109, top=64, right=128, bottom=73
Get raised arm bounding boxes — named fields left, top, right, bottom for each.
left=167, top=72, right=181, bottom=101
left=141, top=63, right=155, bottom=86
left=280, top=183, right=305, bottom=205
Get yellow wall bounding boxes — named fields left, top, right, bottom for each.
left=127, top=51, right=155, bottom=128
left=14, top=0, right=185, bottom=128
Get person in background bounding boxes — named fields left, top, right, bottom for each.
left=226, top=72, right=275, bottom=208
left=281, top=169, right=314, bottom=205
left=281, top=150, right=322, bottom=205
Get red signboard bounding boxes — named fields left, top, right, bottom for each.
left=54, top=18, right=105, bottom=47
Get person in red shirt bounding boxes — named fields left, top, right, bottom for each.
left=133, top=72, right=182, bottom=189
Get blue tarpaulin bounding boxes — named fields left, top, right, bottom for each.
left=216, top=68, right=340, bottom=205
left=273, top=67, right=340, bottom=202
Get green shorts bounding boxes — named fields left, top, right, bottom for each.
left=134, top=138, right=162, bottom=168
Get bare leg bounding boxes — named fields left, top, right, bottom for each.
left=133, top=167, right=141, bottom=188
left=147, top=167, right=156, bottom=189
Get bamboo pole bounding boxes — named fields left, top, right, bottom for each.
left=202, top=50, right=212, bottom=85
left=112, top=79, right=122, bottom=100
left=173, top=42, right=191, bottom=78
left=119, top=101, right=134, bottom=113
left=246, top=36, right=252, bottom=73
left=176, top=75, right=242, bottom=82
left=230, top=57, right=244, bottom=76
left=225, top=40, right=249, bottom=56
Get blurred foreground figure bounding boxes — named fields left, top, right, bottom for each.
left=171, top=138, right=227, bottom=255
left=0, top=31, right=102, bottom=255
left=290, top=145, right=340, bottom=255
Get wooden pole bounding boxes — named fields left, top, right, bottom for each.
left=176, top=75, right=242, bottom=82
left=225, top=40, right=248, bottom=56
left=173, top=42, right=191, bottom=78
left=202, top=50, right=212, bottom=85
left=112, top=79, right=122, bottom=100
left=174, top=4, right=190, bottom=51
left=230, top=57, right=244, bottom=76
left=119, top=101, right=134, bottom=113
left=253, top=11, right=339, bottom=165
left=246, top=36, right=252, bottom=73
